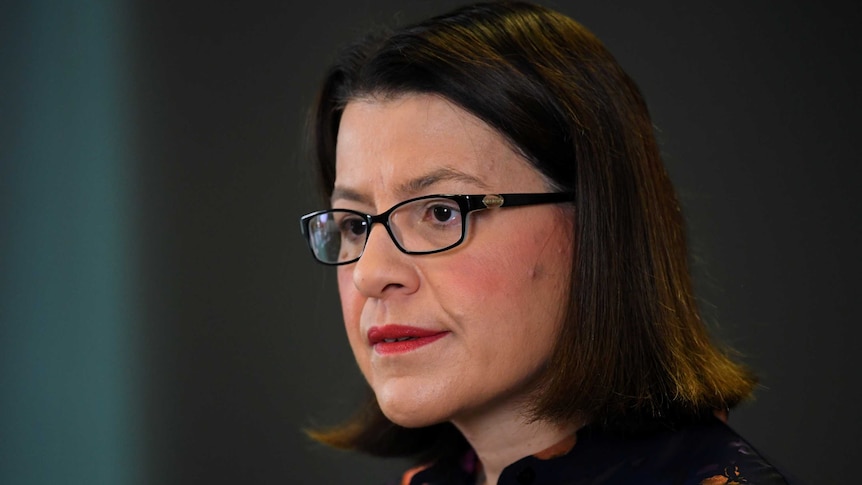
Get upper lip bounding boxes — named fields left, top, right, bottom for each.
left=367, top=325, right=448, bottom=345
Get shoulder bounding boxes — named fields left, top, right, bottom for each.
left=666, top=419, right=791, bottom=484
left=507, top=418, right=792, bottom=485
left=576, top=417, right=793, bottom=485
left=396, top=418, right=792, bottom=485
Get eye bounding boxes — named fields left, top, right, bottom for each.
left=420, top=200, right=460, bottom=226
left=431, top=205, right=455, bottom=223
left=338, top=216, right=367, bottom=238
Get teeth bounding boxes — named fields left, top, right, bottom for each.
left=382, top=337, right=414, bottom=343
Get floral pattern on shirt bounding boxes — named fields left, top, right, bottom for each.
left=701, top=464, right=747, bottom=484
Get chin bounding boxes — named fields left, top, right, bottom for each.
left=374, top=383, right=450, bottom=429
left=381, top=409, right=441, bottom=429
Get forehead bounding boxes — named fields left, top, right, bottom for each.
left=333, top=94, right=540, bottom=203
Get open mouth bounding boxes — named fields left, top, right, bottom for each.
left=367, top=325, right=450, bottom=354
left=382, top=337, right=416, bottom=343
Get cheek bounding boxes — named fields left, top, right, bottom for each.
left=336, top=268, right=357, bottom=321
left=433, top=253, right=507, bottom=316
left=456, top=234, right=556, bottom=296
left=443, top=218, right=572, bottom=331
left=337, top=268, right=368, bottom=365
left=431, top=243, right=540, bottom=329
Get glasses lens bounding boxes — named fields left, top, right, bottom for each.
left=306, top=210, right=367, bottom=264
left=389, top=197, right=464, bottom=253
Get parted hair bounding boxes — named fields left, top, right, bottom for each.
left=307, top=1, right=756, bottom=462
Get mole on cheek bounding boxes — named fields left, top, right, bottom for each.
left=530, top=264, right=543, bottom=280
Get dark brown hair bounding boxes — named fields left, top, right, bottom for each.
left=307, top=0, right=756, bottom=462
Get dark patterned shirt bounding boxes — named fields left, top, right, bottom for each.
left=400, top=418, right=790, bottom=485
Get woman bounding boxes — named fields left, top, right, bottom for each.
left=299, top=2, right=790, bottom=484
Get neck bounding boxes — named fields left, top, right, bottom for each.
left=452, top=406, right=583, bottom=485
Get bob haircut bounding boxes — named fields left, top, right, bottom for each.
left=308, top=1, right=756, bottom=462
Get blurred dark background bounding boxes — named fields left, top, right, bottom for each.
left=2, top=1, right=859, bottom=484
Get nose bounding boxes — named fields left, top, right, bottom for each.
left=350, top=222, right=419, bottom=298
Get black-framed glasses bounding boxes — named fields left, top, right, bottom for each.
left=300, top=192, right=574, bottom=265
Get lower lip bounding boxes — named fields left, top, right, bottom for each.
left=373, top=332, right=449, bottom=355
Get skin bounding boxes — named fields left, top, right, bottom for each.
left=333, top=93, right=578, bottom=484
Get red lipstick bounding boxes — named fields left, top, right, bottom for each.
left=367, top=325, right=449, bottom=355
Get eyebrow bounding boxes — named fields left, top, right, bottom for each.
left=396, top=167, right=490, bottom=196
left=330, top=186, right=370, bottom=205
left=331, top=167, right=491, bottom=205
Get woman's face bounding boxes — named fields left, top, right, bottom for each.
left=333, top=94, right=573, bottom=428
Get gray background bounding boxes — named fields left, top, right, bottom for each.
left=3, top=1, right=859, bottom=484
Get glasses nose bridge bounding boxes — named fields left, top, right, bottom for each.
left=363, top=209, right=403, bottom=254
